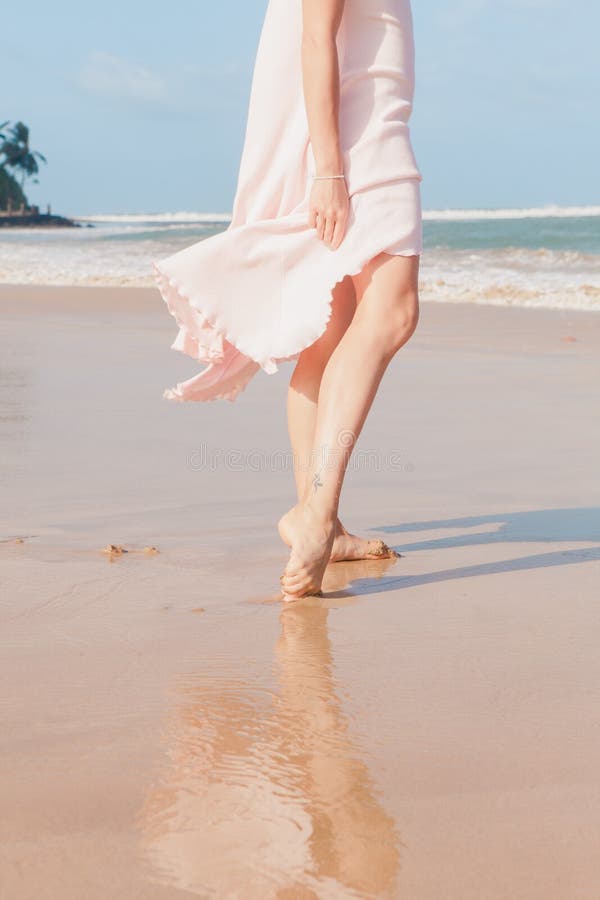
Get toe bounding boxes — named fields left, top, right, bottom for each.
left=280, top=574, right=308, bottom=593
left=281, top=565, right=310, bottom=588
left=281, top=571, right=318, bottom=597
left=282, top=585, right=306, bottom=598
left=281, top=569, right=303, bottom=585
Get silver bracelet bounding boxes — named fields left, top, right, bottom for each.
left=312, top=174, right=345, bottom=180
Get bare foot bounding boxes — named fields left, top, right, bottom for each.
left=278, top=505, right=336, bottom=600
left=279, top=515, right=396, bottom=563
left=330, top=520, right=397, bottom=562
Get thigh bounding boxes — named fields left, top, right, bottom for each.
left=352, top=251, right=420, bottom=316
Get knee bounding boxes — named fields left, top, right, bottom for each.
left=379, top=289, right=420, bottom=357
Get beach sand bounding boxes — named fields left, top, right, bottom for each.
left=1, top=283, right=600, bottom=899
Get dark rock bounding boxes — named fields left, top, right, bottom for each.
left=0, top=212, right=84, bottom=228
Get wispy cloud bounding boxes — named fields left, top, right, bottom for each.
left=78, top=51, right=167, bottom=105
left=76, top=51, right=248, bottom=112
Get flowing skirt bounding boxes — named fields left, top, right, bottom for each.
left=153, top=0, right=423, bottom=402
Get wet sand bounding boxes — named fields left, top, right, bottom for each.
left=1, top=283, right=600, bottom=899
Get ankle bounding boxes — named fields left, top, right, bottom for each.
left=299, top=499, right=337, bottom=531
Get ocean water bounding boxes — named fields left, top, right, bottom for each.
left=1, top=205, right=599, bottom=311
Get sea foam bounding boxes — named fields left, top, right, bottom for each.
left=1, top=206, right=598, bottom=311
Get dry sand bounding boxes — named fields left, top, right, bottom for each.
left=1, top=283, right=600, bottom=900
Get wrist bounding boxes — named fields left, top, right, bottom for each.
left=314, top=153, right=344, bottom=177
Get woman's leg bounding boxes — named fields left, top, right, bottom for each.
left=279, top=251, right=420, bottom=598
left=287, top=275, right=398, bottom=562
left=287, top=275, right=356, bottom=499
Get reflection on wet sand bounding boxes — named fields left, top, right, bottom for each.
left=140, top=560, right=401, bottom=899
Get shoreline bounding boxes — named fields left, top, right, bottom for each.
left=1, top=280, right=599, bottom=315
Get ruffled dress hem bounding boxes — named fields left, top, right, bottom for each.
left=153, top=176, right=422, bottom=403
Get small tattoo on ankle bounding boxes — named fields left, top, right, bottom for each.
left=312, top=471, right=323, bottom=493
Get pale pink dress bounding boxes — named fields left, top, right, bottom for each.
left=153, top=0, right=423, bottom=402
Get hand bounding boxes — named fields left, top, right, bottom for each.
left=308, top=177, right=349, bottom=250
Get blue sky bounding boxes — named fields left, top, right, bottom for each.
left=2, top=0, right=598, bottom=214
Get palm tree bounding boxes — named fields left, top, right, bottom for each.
left=0, top=121, right=10, bottom=157
left=0, top=121, right=47, bottom=190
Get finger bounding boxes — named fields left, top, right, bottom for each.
left=316, top=212, right=326, bottom=242
left=330, top=214, right=347, bottom=250
left=308, top=207, right=318, bottom=229
left=323, top=214, right=336, bottom=246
